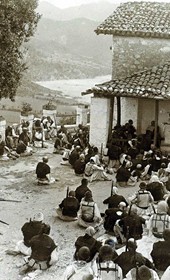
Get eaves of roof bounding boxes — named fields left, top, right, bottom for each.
left=82, top=62, right=170, bottom=100
left=95, top=2, right=170, bottom=39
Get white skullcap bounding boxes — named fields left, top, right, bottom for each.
left=112, top=187, right=118, bottom=195
left=85, top=226, right=95, bottom=236
left=33, top=212, right=44, bottom=222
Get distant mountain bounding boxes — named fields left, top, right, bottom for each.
left=25, top=17, right=113, bottom=81
left=37, top=1, right=118, bottom=21
left=17, top=1, right=116, bottom=98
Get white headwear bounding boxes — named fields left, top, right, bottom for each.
left=165, top=163, right=170, bottom=173
left=112, top=187, right=118, bottom=195
left=33, top=212, right=44, bottom=222
left=90, top=156, right=96, bottom=164
left=85, top=226, right=95, bottom=236
left=149, top=175, right=160, bottom=183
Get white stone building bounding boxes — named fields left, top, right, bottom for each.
left=83, top=1, right=170, bottom=149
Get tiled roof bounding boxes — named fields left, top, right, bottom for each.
left=82, top=62, right=170, bottom=100
left=95, top=2, right=170, bottom=39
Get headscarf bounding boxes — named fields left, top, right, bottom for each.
left=157, top=200, right=168, bottom=214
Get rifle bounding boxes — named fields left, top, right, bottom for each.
left=0, top=219, right=9, bottom=225
left=66, top=186, right=69, bottom=198
left=110, top=180, right=115, bottom=196
left=0, top=198, right=21, bottom=203
left=100, top=143, right=103, bottom=163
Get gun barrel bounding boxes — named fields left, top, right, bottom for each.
left=0, top=219, right=9, bottom=225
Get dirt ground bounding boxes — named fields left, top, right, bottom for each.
left=0, top=142, right=139, bottom=280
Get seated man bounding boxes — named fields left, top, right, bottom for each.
left=7, top=212, right=50, bottom=256
left=74, top=226, right=102, bottom=262
left=75, top=178, right=91, bottom=203
left=147, top=200, right=170, bottom=238
left=96, top=243, right=122, bottom=279
left=56, top=190, right=80, bottom=221
left=151, top=228, right=170, bottom=271
left=114, top=207, right=146, bottom=243
left=36, top=156, right=55, bottom=185
left=84, top=157, right=110, bottom=182
left=62, top=246, right=95, bottom=280
left=129, top=181, right=154, bottom=218
left=78, top=191, right=103, bottom=228
left=104, top=202, right=127, bottom=233
left=19, top=224, right=58, bottom=275
left=125, top=264, right=159, bottom=280
left=103, top=186, right=128, bottom=209
left=114, top=239, right=154, bottom=278
left=15, top=140, right=32, bottom=157
left=74, top=153, right=86, bottom=176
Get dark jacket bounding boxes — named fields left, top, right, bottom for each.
left=75, top=185, right=91, bottom=203
left=151, top=240, right=170, bottom=271
left=22, top=220, right=50, bottom=247
left=30, top=233, right=57, bottom=262
left=36, top=162, right=50, bottom=180
left=103, top=194, right=128, bottom=209
left=119, top=213, right=145, bottom=240
left=74, top=234, right=102, bottom=261
left=59, top=196, right=80, bottom=217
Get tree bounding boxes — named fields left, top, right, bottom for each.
left=0, top=0, right=41, bottom=101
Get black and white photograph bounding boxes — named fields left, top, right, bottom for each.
left=1, top=0, right=170, bottom=279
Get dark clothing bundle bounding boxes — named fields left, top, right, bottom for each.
left=146, top=182, right=164, bottom=202
left=107, top=143, right=121, bottom=160
left=114, top=250, right=153, bottom=277
left=119, top=213, right=145, bottom=240
left=75, top=184, right=91, bottom=203
left=151, top=240, right=170, bottom=271
left=59, top=196, right=80, bottom=217
left=103, top=194, right=128, bottom=209
left=30, top=233, right=57, bottom=263
left=116, top=166, right=131, bottom=183
left=22, top=220, right=50, bottom=247
left=16, top=142, right=26, bottom=154
left=36, top=162, right=50, bottom=180
left=18, top=132, right=30, bottom=146
left=69, top=149, right=80, bottom=167
left=74, top=159, right=86, bottom=175
left=75, top=234, right=102, bottom=261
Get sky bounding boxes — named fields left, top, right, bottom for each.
left=39, top=0, right=170, bottom=9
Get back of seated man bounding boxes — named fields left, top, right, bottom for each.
left=7, top=212, right=50, bottom=256
left=19, top=224, right=58, bottom=275
left=36, top=156, right=52, bottom=185
left=56, top=190, right=80, bottom=221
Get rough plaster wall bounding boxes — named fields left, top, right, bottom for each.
left=90, top=97, right=110, bottom=148
left=112, top=37, right=170, bottom=79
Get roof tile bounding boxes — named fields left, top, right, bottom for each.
left=82, top=62, right=170, bottom=100
left=95, top=2, right=170, bottom=39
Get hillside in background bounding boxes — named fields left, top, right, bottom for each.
left=36, top=1, right=118, bottom=21
left=16, top=1, right=116, bottom=99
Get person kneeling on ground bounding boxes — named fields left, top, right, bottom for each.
left=6, top=212, right=50, bottom=256
left=36, top=156, right=55, bottom=185
left=56, top=190, right=80, bottom=221
left=19, top=224, right=58, bottom=275
left=124, top=264, right=159, bottom=280
left=77, top=191, right=103, bottom=229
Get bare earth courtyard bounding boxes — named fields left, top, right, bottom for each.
left=0, top=142, right=138, bottom=280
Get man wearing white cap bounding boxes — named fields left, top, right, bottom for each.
left=7, top=212, right=50, bottom=256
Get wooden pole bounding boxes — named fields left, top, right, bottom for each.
left=117, top=97, right=121, bottom=126
left=108, top=97, right=114, bottom=143
left=153, top=100, right=159, bottom=147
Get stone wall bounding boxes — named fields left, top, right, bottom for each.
left=112, top=37, right=170, bottom=79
